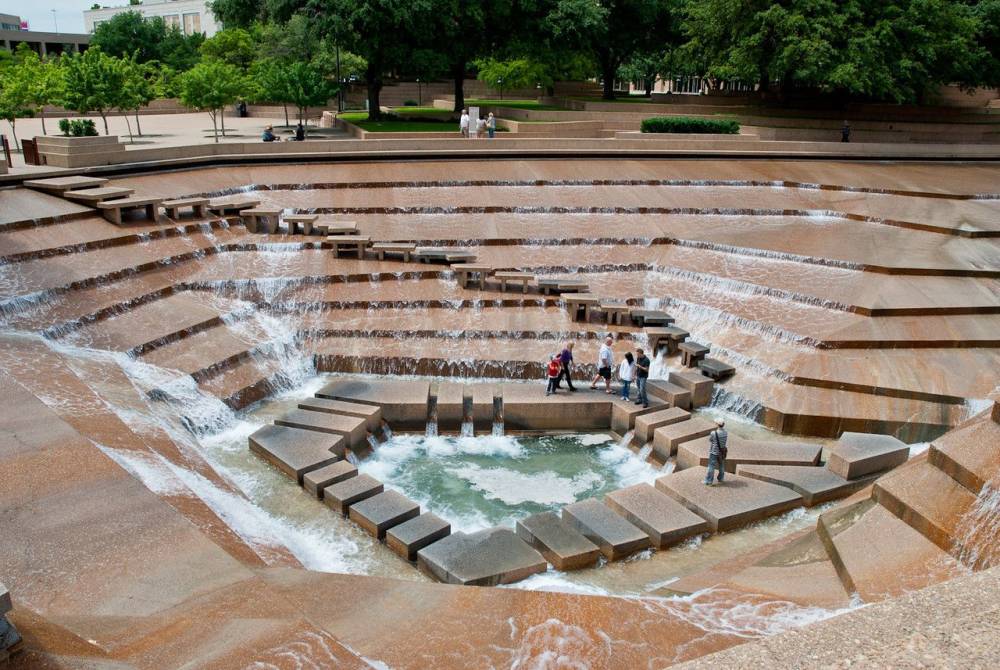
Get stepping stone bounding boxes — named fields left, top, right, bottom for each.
left=678, top=341, right=710, bottom=367
left=677, top=435, right=822, bottom=473
left=562, top=498, right=650, bottom=560
left=668, top=370, right=714, bottom=408
left=655, top=468, right=803, bottom=532
left=302, top=460, right=357, bottom=498
left=873, top=459, right=977, bottom=551
left=817, top=499, right=964, bottom=602
left=736, top=464, right=874, bottom=506
left=647, top=326, right=689, bottom=354
left=698, top=357, right=735, bottom=380
left=249, top=425, right=343, bottom=484
left=516, top=511, right=601, bottom=570
left=826, top=432, right=909, bottom=480
left=929, top=413, right=1000, bottom=492
left=387, top=512, right=451, bottom=562
left=349, top=490, right=421, bottom=539
left=645, top=380, right=692, bottom=410
left=323, top=474, right=384, bottom=515
left=417, top=527, right=546, bottom=586
left=652, top=416, right=716, bottom=461
left=318, top=378, right=431, bottom=431
left=0, top=582, right=9, bottom=615
left=63, top=186, right=135, bottom=204
left=298, top=397, right=382, bottom=431
left=23, top=175, right=108, bottom=194
left=605, top=483, right=710, bottom=548
left=610, top=397, right=667, bottom=435
left=633, top=407, right=690, bottom=445
left=435, top=382, right=466, bottom=428
left=629, top=309, right=674, bottom=327
left=470, top=383, right=498, bottom=431
left=274, top=409, right=368, bottom=449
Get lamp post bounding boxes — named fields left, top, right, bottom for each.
left=497, top=77, right=503, bottom=101
left=417, top=78, right=421, bottom=106
left=51, top=9, right=58, bottom=33
left=335, top=43, right=343, bottom=113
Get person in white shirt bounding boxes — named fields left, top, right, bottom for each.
left=590, top=336, right=614, bottom=394
left=617, top=351, right=635, bottom=400
left=475, top=116, right=486, bottom=138
left=459, top=109, right=470, bottom=138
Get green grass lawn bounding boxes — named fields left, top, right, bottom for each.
left=465, top=99, right=564, bottom=110
left=339, top=111, right=458, bottom=132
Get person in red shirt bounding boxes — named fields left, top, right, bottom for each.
left=546, top=354, right=562, bottom=396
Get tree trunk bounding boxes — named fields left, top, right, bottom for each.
left=210, top=110, right=219, bottom=143
left=8, top=120, right=18, bottom=151
left=100, top=111, right=109, bottom=135
left=283, top=103, right=289, bottom=126
left=452, top=61, right=465, bottom=113
left=123, top=112, right=134, bottom=143
left=644, top=77, right=653, bottom=97
left=366, top=68, right=383, bottom=121
left=599, top=50, right=616, bottom=100
left=135, top=111, right=142, bottom=136
left=220, top=108, right=226, bottom=137
left=40, top=110, right=47, bottom=135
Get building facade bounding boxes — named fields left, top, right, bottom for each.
left=0, top=14, right=90, bottom=56
left=84, top=0, right=219, bottom=37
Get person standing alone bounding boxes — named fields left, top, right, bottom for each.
left=487, top=112, right=496, bottom=138
left=704, top=419, right=728, bottom=485
left=634, top=347, right=650, bottom=408
left=460, top=109, right=470, bottom=138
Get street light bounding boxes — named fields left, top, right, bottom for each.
left=416, top=78, right=421, bottom=106
left=496, top=77, right=503, bottom=101
left=51, top=9, right=58, bottom=33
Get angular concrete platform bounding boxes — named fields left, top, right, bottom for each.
left=435, top=382, right=467, bottom=429
left=386, top=512, right=451, bottom=562
left=651, top=416, right=716, bottom=461
left=676, top=435, right=822, bottom=473
left=274, top=408, right=368, bottom=448
left=645, top=380, right=692, bottom=410
left=416, top=527, right=547, bottom=586
left=604, top=483, right=710, bottom=548
left=656, top=468, right=803, bottom=532
left=827, top=432, right=909, bottom=479
left=298, top=397, right=382, bottom=431
left=515, top=511, right=601, bottom=570
left=668, top=370, right=714, bottom=408
left=633, top=407, right=690, bottom=445
left=323, top=474, right=384, bottom=515
left=248, top=425, right=344, bottom=484
left=736, top=464, right=874, bottom=506
left=303, top=460, right=358, bottom=498
left=610, top=396, right=666, bottom=434
left=317, top=378, right=431, bottom=431
left=562, top=498, right=651, bottom=560
left=349, top=490, right=421, bottom=539
left=501, top=383, right=613, bottom=431
left=928, top=412, right=1000, bottom=492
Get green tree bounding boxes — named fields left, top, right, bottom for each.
left=117, top=56, right=157, bottom=140
left=249, top=57, right=292, bottom=124
left=159, top=26, right=206, bottom=71
left=283, top=61, right=338, bottom=123
left=10, top=44, right=65, bottom=135
left=201, top=27, right=256, bottom=70
left=179, top=60, right=246, bottom=141
left=473, top=58, right=545, bottom=98
left=90, top=11, right=167, bottom=63
left=62, top=47, right=124, bottom=135
left=0, top=55, right=33, bottom=149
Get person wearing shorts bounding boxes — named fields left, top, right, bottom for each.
left=590, top=336, right=614, bottom=394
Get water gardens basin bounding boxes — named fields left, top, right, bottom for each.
left=1, top=158, right=998, bottom=668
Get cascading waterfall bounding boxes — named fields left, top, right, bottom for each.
left=637, top=444, right=653, bottom=461
left=492, top=396, right=505, bottom=436
left=425, top=394, right=439, bottom=437
left=955, top=474, right=1000, bottom=570
left=460, top=417, right=475, bottom=437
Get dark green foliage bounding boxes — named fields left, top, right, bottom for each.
left=640, top=116, right=739, bottom=133
left=57, top=118, right=99, bottom=136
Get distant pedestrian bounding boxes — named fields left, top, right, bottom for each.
left=487, top=112, right=496, bottom=138
left=460, top=109, right=470, bottom=138
left=618, top=351, right=635, bottom=401
left=476, top=116, right=486, bottom=138
left=556, top=342, right=576, bottom=391
left=841, top=120, right=851, bottom=143
left=634, top=347, right=650, bottom=408
left=546, top=354, right=562, bottom=396
left=262, top=125, right=279, bottom=142
left=704, top=419, right=728, bottom=486
left=295, top=122, right=305, bottom=141
left=590, top=336, right=614, bottom=394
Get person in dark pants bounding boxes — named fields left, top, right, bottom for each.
left=556, top=342, right=576, bottom=391
left=841, top=120, right=851, bottom=143
left=704, top=419, right=728, bottom=485
left=546, top=354, right=562, bottom=396
left=634, top=347, right=650, bottom=407
left=295, top=122, right=305, bottom=141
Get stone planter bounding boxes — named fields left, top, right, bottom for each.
left=34, top=135, right=128, bottom=168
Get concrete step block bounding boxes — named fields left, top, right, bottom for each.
left=387, top=512, right=451, bottom=562
left=645, top=380, right=692, bottom=410
left=303, top=460, right=358, bottom=499
left=827, top=432, right=909, bottom=480
left=668, top=370, right=714, bottom=408
left=317, top=377, right=431, bottom=430
left=928, top=413, right=1000, bottom=493
left=323, top=474, right=384, bottom=515
left=652, top=417, right=716, bottom=461
left=736, top=464, right=875, bottom=506
left=604, top=483, right=710, bottom=548
left=349, top=490, right=421, bottom=539
left=610, top=397, right=667, bottom=435
left=298, top=397, right=382, bottom=431
left=249, top=425, right=344, bottom=484
left=516, top=511, right=601, bottom=570
left=274, top=409, right=368, bottom=449
left=561, top=498, right=651, bottom=560
left=416, top=527, right=547, bottom=586
left=677, top=435, right=822, bottom=473
left=633, top=407, right=690, bottom=445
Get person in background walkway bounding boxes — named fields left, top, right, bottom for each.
left=556, top=342, right=576, bottom=391
left=476, top=115, right=487, bottom=138
left=295, top=122, right=305, bottom=141
left=841, top=120, right=851, bottom=143
left=618, top=351, right=635, bottom=401
left=460, top=109, right=470, bottom=138
left=546, top=354, right=562, bottom=396
left=590, top=336, right=614, bottom=394
left=262, top=125, right=279, bottom=142
left=634, top=347, right=650, bottom=408
left=704, top=418, right=728, bottom=486
left=487, top=112, right=496, bottom=138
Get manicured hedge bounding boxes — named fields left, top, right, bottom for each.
left=640, top=116, right=740, bottom=134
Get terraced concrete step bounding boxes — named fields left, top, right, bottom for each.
left=416, top=527, right=547, bottom=586
left=298, top=397, right=382, bottom=431
left=249, top=425, right=343, bottom=484
left=348, top=490, right=421, bottom=539
left=604, top=483, right=710, bottom=548
left=668, top=370, right=714, bottom=407
left=645, top=380, right=692, bottom=410
left=387, top=512, right=451, bottom=562
left=139, top=323, right=259, bottom=378
left=651, top=416, right=716, bottom=461
left=677, top=435, right=822, bottom=473
left=610, top=397, right=667, bottom=434
left=633, top=407, right=690, bottom=445
left=515, top=511, right=601, bottom=570
left=435, top=381, right=467, bottom=427
left=198, top=354, right=287, bottom=409
left=502, top=384, right=615, bottom=431
left=655, top=468, right=803, bottom=532
left=317, top=377, right=430, bottom=431
left=561, top=498, right=651, bottom=560
left=817, top=499, right=965, bottom=602
left=303, top=460, right=357, bottom=498
left=274, top=409, right=368, bottom=448
left=928, top=412, right=1000, bottom=492
left=826, top=432, right=909, bottom=480
left=736, top=464, right=875, bottom=506
left=873, top=458, right=978, bottom=551
left=323, top=474, right=384, bottom=515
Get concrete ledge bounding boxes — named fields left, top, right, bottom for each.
left=610, top=397, right=667, bottom=435
left=516, top=511, right=601, bottom=570
left=302, top=460, right=358, bottom=498
left=248, top=425, right=344, bottom=484
left=386, top=512, right=451, bottom=562
left=605, top=483, right=710, bottom=548
left=633, top=407, right=690, bottom=445
left=416, top=527, right=547, bottom=586
left=323, top=474, right=384, bottom=515
left=827, top=432, right=909, bottom=480
left=501, top=384, right=612, bottom=431
left=737, top=464, right=875, bottom=506
left=652, top=417, right=716, bottom=461
left=677, top=436, right=823, bottom=473
left=562, top=498, right=651, bottom=560
left=298, top=397, right=382, bottom=431
left=274, top=408, right=368, bottom=449
left=349, top=490, right=421, bottom=539
left=645, top=380, right=692, bottom=410
left=318, top=378, right=430, bottom=431
left=668, top=371, right=714, bottom=408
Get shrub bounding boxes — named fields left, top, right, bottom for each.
left=403, top=99, right=419, bottom=106
left=640, top=116, right=740, bottom=134
left=62, top=119, right=99, bottom=136
left=59, top=118, right=71, bottom=136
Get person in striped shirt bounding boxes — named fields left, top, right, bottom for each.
left=704, top=418, right=728, bottom=486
